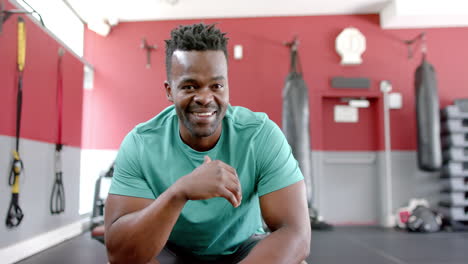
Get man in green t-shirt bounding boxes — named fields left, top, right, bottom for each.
left=104, top=23, right=311, bottom=264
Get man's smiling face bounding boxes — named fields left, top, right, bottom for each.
left=165, top=50, right=229, bottom=140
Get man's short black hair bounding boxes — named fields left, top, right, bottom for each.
left=165, top=23, right=229, bottom=81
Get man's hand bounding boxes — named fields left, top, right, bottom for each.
left=174, top=156, right=242, bottom=207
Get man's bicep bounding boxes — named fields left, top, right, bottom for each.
left=110, top=131, right=156, bottom=199
left=259, top=180, right=309, bottom=232
left=255, top=120, right=304, bottom=196
left=104, top=194, right=154, bottom=230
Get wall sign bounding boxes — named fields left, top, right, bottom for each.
left=334, top=105, right=358, bottom=123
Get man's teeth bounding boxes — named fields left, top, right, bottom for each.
left=193, top=112, right=214, bottom=117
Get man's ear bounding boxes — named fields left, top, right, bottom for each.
left=164, top=81, right=174, bottom=102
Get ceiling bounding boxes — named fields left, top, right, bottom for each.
left=67, top=0, right=390, bottom=22
left=65, top=0, right=468, bottom=29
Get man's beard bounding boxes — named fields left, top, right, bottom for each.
left=180, top=103, right=223, bottom=137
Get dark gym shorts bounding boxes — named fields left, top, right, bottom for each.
left=156, top=234, right=268, bottom=264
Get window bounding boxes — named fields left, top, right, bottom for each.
left=15, top=0, right=84, bottom=56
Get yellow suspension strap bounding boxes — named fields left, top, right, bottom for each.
left=6, top=16, right=26, bottom=228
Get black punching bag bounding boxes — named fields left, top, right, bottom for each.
left=282, top=47, right=313, bottom=206
left=415, top=57, right=442, bottom=171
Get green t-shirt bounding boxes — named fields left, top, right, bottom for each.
left=109, top=105, right=303, bottom=258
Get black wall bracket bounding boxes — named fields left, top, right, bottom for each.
left=0, top=0, right=44, bottom=35
left=403, top=32, right=427, bottom=59
left=141, top=38, right=158, bottom=69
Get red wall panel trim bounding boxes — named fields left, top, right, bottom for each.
left=0, top=1, right=84, bottom=147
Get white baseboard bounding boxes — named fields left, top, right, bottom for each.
left=0, top=218, right=90, bottom=264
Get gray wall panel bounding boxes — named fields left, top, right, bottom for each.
left=311, top=150, right=441, bottom=225
left=315, top=152, right=379, bottom=224
left=0, top=136, right=84, bottom=248
left=388, top=151, right=440, bottom=208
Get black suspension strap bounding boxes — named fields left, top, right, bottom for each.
left=50, top=48, right=65, bottom=214
left=6, top=16, right=26, bottom=228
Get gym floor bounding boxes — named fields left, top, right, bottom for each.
left=16, top=226, right=468, bottom=264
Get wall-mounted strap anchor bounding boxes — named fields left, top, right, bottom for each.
left=141, top=38, right=157, bottom=69
left=403, top=32, right=427, bottom=59
left=0, top=0, right=45, bottom=35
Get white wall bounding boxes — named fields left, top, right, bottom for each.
left=79, top=149, right=117, bottom=215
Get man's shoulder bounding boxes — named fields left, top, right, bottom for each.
left=132, top=105, right=176, bottom=136
left=225, top=105, right=272, bottom=129
left=224, top=106, right=280, bottom=142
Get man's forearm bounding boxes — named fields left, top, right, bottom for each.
left=240, top=226, right=311, bottom=264
left=106, top=185, right=187, bottom=264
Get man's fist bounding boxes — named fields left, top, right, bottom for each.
left=174, top=156, right=242, bottom=207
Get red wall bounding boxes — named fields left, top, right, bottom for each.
left=83, top=15, right=468, bottom=151
left=0, top=2, right=84, bottom=147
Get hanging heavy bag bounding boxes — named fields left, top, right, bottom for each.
left=415, top=58, right=442, bottom=171
left=282, top=47, right=313, bottom=206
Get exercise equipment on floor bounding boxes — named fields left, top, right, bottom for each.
left=5, top=16, right=26, bottom=228
left=439, top=100, right=468, bottom=231
left=50, top=48, right=66, bottom=214
left=90, top=162, right=115, bottom=243
left=282, top=37, right=332, bottom=231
